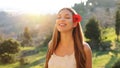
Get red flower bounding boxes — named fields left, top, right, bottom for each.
left=73, top=14, right=82, bottom=23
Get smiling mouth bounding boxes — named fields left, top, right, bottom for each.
left=59, top=23, right=67, bottom=27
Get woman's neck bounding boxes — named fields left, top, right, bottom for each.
left=59, top=31, right=74, bottom=47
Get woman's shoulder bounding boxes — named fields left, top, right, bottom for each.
left=83, top=42, right=92, bottom=53
left=83, top=42, right=92, bottom=68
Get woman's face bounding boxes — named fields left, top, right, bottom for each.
left=56, top=9, right=75, bottom=32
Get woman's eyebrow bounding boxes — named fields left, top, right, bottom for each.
left=57, top=13, right=70, bottom=16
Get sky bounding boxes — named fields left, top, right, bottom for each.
left=0, top=0, right=88, bottom=14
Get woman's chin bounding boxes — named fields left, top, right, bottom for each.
left=57, top=29, right=72, bottom=33
left=57, top=28, right=66, bottom=32
left=58, top=29, right=66, bottom=32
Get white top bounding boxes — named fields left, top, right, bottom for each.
left=48, top=52, right=76, bottom=68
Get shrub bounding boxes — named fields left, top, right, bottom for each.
left=0, top=39, right=20, bottom=54
left=19, top=57, right=29, bottom=65
left=99, top=41, right=112, bottom=51
left=0, top=38, right=20, bottom=64
left=112, top=59, right=120, bottom=68
left=0, top=53, right=15, bottom=64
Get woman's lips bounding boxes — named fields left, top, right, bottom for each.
left=59, top=23, right=67, bottom=27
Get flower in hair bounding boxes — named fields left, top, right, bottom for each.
left=73, top=14, right=82, bottom=23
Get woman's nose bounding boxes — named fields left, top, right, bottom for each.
left=60, top=17, right=65, bottom=22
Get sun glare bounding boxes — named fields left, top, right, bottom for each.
left=0, top=0, right=88, bottom=14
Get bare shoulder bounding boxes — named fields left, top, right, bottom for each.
left=83, top=42, right=92, bottom=54
left=83, top=42, right=92, bottom=68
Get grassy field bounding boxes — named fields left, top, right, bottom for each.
left=93, top=50, right=120, bottom=68
left=0, top=27, right=120, bottom=68
left=0, top=46, right=47, bottom=68
left=0, top=46, right=120, bottom=68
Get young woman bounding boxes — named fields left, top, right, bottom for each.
left=45, top=8, right=92, bottom=68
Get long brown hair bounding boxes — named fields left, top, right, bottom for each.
left=45, top=8, right=86, bottom=68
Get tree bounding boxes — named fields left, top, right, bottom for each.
left=85, top=17, right=101, bottom=49
left=0, top=39, right=20, bottom=64
left=0, top=35, right=3, bottom=43
left=21, top=27, right=32, bottom=46
left=115, top=9, right=120, bottom=41
left=112, top=59, right=120, bottom=68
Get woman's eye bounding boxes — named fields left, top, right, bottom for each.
left=56, top=16, right=71, bottom=19
left=65, top=17, right=70, bottom=19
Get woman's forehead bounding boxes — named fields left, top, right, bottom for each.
left=58, top=9, right=72, bottom=16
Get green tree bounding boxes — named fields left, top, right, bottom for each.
left=21, top=27, right=32, bottom=46
left=72, top=3, right=86, bottom=16
left=85, top=17, right=101, bottom=49
left=115, top=9, right=120, bottom=41
left=0, top=39, right=20, bottom=64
